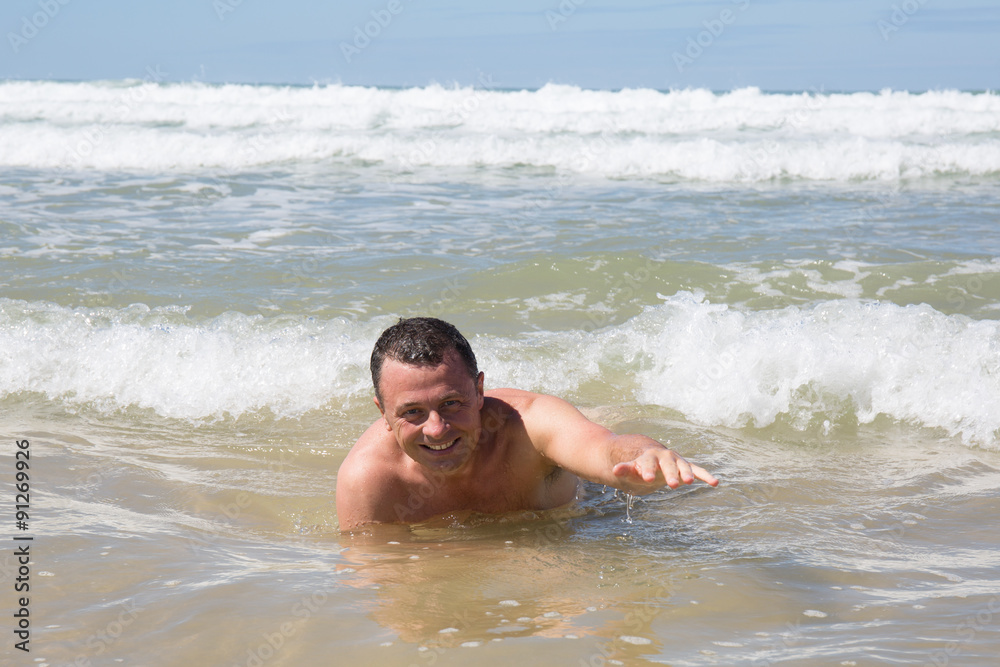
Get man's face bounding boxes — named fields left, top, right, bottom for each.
left=375, top=349, right=485, bottom=474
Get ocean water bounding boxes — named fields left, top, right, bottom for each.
left=2, top=80, right=1000, bottom=666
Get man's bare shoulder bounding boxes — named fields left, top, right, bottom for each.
left=485, top=387, right=536, bottom=399
left=349, top=418, right=394, bottom=452
left=486, top=388, right=613, bottom=455
left=481, top=388, right=554, bottom=434
left=484, top=388, right=584, bottom=424
left=484, top=387, right=547, bottom=411
left=336, top=420, right=407, bottom=529
left=481, top=389, right=607, bottom=451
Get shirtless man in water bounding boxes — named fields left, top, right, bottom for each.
left=336, top=317, right=718, bottom=530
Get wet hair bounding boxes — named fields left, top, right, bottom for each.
left=370, top=317, right=479, bottom=404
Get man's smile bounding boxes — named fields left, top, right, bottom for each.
left=422, top=437, right=459, bottom=452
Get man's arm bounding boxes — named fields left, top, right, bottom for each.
left=523, top=393, right=718, bottom=495
left=336, top=422, right=403, bottom=530
left=336, top=459, right=386, bottom=531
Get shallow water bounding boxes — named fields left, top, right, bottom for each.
left=10, top=408, right=1000, bottom=666
left=2, top=82, right=1000, bottom=666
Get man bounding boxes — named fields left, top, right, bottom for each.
left=336, top=317, right=718, bottom=530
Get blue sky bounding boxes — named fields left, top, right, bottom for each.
left=2, top=0, right=997, bottom=91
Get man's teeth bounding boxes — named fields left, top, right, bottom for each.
left=425, top=439, right=457, bottom=451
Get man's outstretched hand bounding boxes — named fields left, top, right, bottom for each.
left=611, top=447, right=719, bottom=494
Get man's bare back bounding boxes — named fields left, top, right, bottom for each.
left=336, top=318, right=718, bottom=531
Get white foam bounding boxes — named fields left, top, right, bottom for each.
left=1, top=82, right=997, bottom=181
left=725, top=262, right=872, bottom=300
left=620, top=635, right=653, bottom=645
left=479, top=294, right=1000, bottom=447
left=2, top=296, right=998, bottom=446
left=628, top=293, right=1000, bottom=446
left=0, top=299, right=376, bottom=420
left=939, top=258, right=1000, bottom=278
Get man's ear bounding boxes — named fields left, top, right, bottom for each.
left=374, top=396, right=392, bottom=431
left=476, top=372, right=485, bottom=408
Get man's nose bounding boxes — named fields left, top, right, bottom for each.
left=423, top=411, right=449, bottom=438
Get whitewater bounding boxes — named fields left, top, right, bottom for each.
left=2, top=81, right=999, bottom=180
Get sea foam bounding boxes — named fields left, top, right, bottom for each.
left=4, top=296, right=996, bottom=446
left=626, top=293, right=1000, bottom=446
left=482, top=293, right=1000, bottom=447
left=0, top=300, right=376, bottom=420
left=1, top=82, right=997, bottom=181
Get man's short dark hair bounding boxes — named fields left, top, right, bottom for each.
left=370, top=317, right=479, bottom=403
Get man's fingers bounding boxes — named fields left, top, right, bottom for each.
left=690, top=463, right=720, bottom=487
left=639, top=454, right=658, bottom=482
left=612, top=461, right=637, bottom=478
left=675, top=458, right=694, bottom=485
left=614, top=454, right=719, bottom=489
left=659, top=456, right=718, bottom=489
left=614, top=459, right=656, bottom=483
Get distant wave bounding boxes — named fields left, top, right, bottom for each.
left=1, top=81, right=998, bottom=181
